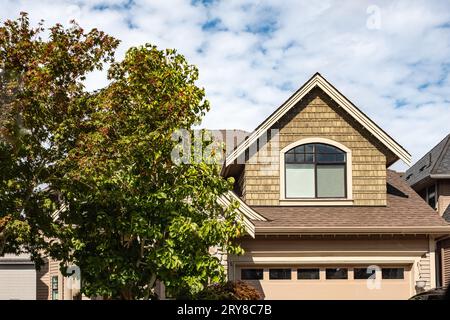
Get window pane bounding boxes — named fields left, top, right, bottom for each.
left=241, top=269, right=263, bottom=280
left=295, top=154, right=305, bottom=163
left=269, top=269, right=291, bottom=280
left=297, top=268, right=320, bottom=280
left=305, top=153, right=314, bottom=162
left=354, top=268, right=376, bottom=279
left=51, top=276, right=59, bottom=300
left=305, top=144, right=314, bottom=152
left=285, top=163, right=315, bottom=198
left=317, top=165, right=345, bottom=197
left=428, top=185, right=436, bottom=209
left=382, top=268, right=404, bottom=279
left=326, top=268, right=348, bottom=279
left=317, top=153, right=337, bottom=163
left=428, top=195, right=436, bottom=209
left=316, top=144, right=341, bottom=154
left=285, top=153, right=295, bottom=163
left=294, top=145, right=305, bottom=153
left=335, top=153, right=346, bottom=162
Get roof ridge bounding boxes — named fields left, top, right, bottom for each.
left=430, top=133, right=450, bottom=174
left=224, top=72, right=411, bottom=167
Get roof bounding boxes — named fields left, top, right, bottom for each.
left=0, top=253, right=33, bottom=265
left=225, top=72, right=411, bottom=167
left=405, top=134, right=450, bottom=186
left=217, top=191, right=267, bottom=238
left=248, top=170, right=450, bottom=235
left=443, top=205, right=450, bottom=223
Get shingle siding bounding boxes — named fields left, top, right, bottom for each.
left=243, top=87, right=389, bottom=206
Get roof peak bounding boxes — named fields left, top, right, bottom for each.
left=225, top=72, right=411, bottom=167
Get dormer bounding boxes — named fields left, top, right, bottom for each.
left=222, top=73, right=411, bottom=206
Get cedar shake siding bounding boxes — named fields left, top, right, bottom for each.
left=242, top=87, right=393, bottom=206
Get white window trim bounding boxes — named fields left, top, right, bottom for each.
left=279, top=137, right=353, bottom=205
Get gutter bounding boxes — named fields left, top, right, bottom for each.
left=255, top=226, right=450, bottom=235
left=430, top=174, right=450, bottom=179
left=0, top=259, right=34, bottom=265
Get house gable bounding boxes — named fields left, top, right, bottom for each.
left=225, top=73, right=411, bottom=167
left=238, top=86, right=391, bottom=206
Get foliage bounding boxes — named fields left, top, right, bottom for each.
left=0, top=13, right=244, bottom=299
left=0, top=12, right=118, bottom=264
left=184, top=281, right=261, bottom=300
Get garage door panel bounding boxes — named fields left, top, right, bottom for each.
left=0, top=264, right=36, bottom=300
left=238, top=265, right=412, bottom=300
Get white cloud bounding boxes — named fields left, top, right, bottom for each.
left=1, top=0, right=450, bottom=170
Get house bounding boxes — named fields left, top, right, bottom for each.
left=0, top=254, right=36, bottom=299
left=220, top=73, right=450, bottom=300
left=0, top=254, right=80, bottom=300
left=404, top=134, right=450, bottom=288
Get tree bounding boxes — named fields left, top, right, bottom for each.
left=0, top=14, right=244, bottom=299
left=0, top=12, right=118, bottom=262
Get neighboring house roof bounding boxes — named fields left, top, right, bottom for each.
left=405, top=133, right=450, bottom=187
left=247, top=170, right=450, bottom=235
left=225, top=72, right=411, bottom=167
left=443, top=205, right=450, bottom=223
left=0, top=253, right=34, bottom=265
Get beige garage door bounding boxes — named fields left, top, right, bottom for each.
left=238, top=264, right=412, bottom=300
left=0, top=264, right=36, bottom=300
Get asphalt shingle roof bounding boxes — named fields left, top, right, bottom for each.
left=251, top=170, right=449, bottom=229
left=405, top=134, right=450, bottom=186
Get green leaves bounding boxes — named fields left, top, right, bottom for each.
left=1, top=14, right=243, bottom=300
left=1, top=14, right=118, bottom=256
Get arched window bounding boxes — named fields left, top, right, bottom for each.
left=285, top=143, right=346, bottom=198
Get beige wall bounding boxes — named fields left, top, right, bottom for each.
left=440, top=238, right=450, bottom=287
left=242, top=88, right=390, bottom=206
left=228, top=235, right=433, bottom=299
left=438, top=180, right=450, bottom=216
left=237, top=265, right=412, bottom=300
left=37, top=258, right=65, bottom=300
left=236, top=236, right=429, bottom=253
left=36, top=259, right=49, bottom=300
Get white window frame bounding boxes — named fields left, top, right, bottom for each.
left=279, top=137, right=353, bottom=205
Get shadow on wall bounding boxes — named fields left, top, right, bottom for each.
left=387, top=183, right=409, bottom=198
left=36, top=258, right=49, bottom=300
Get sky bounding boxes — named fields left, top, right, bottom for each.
left=1, top=0, right=450, bottom=170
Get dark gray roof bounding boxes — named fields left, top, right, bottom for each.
left=443, top=205, right=450, bottom=223
left=405, top=134, right=450, bottom=186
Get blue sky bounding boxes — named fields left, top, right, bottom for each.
left=1, top=0, right=450, bottom=170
